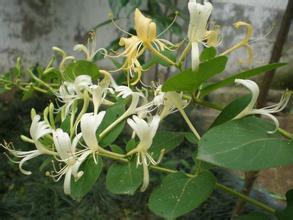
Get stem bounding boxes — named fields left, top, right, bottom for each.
left=193, top=97, right=223, bottom=111
left=177, top=42, right=191, bottom=67
left=98, top=151, right=275, bottom=214
left=70, top=92, right=89, bottom=138
left=29, top=70, right=55, bottom=93
left=178, top=108, right=201, bottom=140
left=216, top=183, right=275, bottom=214
left=278, top=127, right=293, bottom=139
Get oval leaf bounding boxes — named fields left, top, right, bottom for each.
left=162, top=56, right=227, bottom=92
left=198, top=117, right=293, bottom=171
left=106, top=160, right=143, bottom=195
left=148, top=171, right=216, bottom=219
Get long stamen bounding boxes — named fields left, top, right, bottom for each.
left=109, top=13, right=133, bottom=36
left=156, top=11, right=178, bottom=38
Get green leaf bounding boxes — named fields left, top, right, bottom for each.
left=276, top=189, right=293, bottom=220
left=97, top=101, right=125, bottom=147
left=109, top=144, right=124, bottom=154
left=71, top=156, right=103, bottom=200
left=148, top=171, right=216, bottom=219
left=150, top=131, right=185, bottom=157
left=210, top=95, right=251, bottom=128
left=106, top=160, right=143, bottom=195
left=126, top=139, right=137, bottom=152
left=64, top=60, right=100, bottom=80
left=198, top=117, right=293, bottom=171
left=200, top=63, right=286, bottom=97
left=200, top=47, right=217, bottom=62
left=162, top=56, right=228, bottom=92
left=60, top=116, right=71, bottom=133
left=236, top=212, right=271, bottom=220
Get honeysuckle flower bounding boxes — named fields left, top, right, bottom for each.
left=187, top=0, right=213, bottom=70
left=2, top=115, right=56, bottom=175
left=127, top=115, right=162, bottom=191
left=234, top=79, right=291, bottom=133
left=221, top=21, right=254, bottom=64
left=57, top=75, right=92, bottom=117
left=80, top=111, right=106, bottom=162
left=109, top=8, right=177, bottom=84
left=51, top=129, right=90, bottom=195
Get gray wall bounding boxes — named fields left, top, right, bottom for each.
left=0, top=0, right=291, bottom=75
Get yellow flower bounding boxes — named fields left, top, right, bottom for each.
left=109, top=9, right=177, bottom=85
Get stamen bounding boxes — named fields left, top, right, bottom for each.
left=109, top=13, right=133, bottom=36
left=157, top=11, right=178, bottom=38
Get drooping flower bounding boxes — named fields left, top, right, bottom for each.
left=2, top=115, right=56, bottom=175
left=127, top=115, right=162, bottom=191
left=234, top=79, right=291, bottom=133
left=51, top=129, right=90, bottom=195
left=187, top=0, right=213, bottom=70
left=57, top=75, right=92, bottom=118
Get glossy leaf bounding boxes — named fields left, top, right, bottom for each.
left=106, top=160, right=143, bottom=195
left=148, top=171, right=216, bottom=219
left=198, top=117, right=293, bottom=171
left=97, top=101, right=125, bottom=147
left=71, top=156, right=103, bottom=200
left=210, top=95, right=251, bottom=128
left=162, top=56, right=227, bottom=92
left=200, top=63, right=286, bottom=97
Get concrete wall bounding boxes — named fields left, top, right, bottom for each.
left=0, top=0, right=291, bottom=75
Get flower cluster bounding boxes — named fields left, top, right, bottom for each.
left=1, top=0, right=291, bottom=197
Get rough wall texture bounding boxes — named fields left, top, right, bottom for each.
left=0, top=0, right=291, bottom=74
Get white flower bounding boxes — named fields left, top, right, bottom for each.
left=57, top=75, right=92, bottom=117
left=80, top=111, right=106, bottom=163
left=234, top=79, right=291, bottom=133
left=2, top=115, right=55, bottom=175
left=52, top=129, right=90, bottom=195
left=187, top=0, right=213, bottom=70
left=127, top=115, right=162, bottom=191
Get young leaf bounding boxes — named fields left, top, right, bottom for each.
left=97, top=101, right=126, bottom=147
left=210, top=95, right=251, bottom=128
left=200, top=47, right=217, bottom=62
left=71, top=156, right=103, bottom=200
left=106, top=160, right=143, bottom=195
left=200, top=63, right=286, bottom=97
left=162, top=56, right=227, bottom=92
left=198, top=116, right=293, bottom=171
left=148, top=171, right=216, bottom=219
left=150, top=131, right=185, bottom=157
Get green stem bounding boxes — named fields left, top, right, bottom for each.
left=70, top=92, right=89, bottom=138
left=177, top=42, right=191, bottom=66
left=29, top=70, right=55, bottom=93
left=193, top=97, right=223, bottom=111
left=278, top=127, right=293, bottom=139
left=215, top=183, right=275, bottom=214
left=178, top=108, right=201, bottom=140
